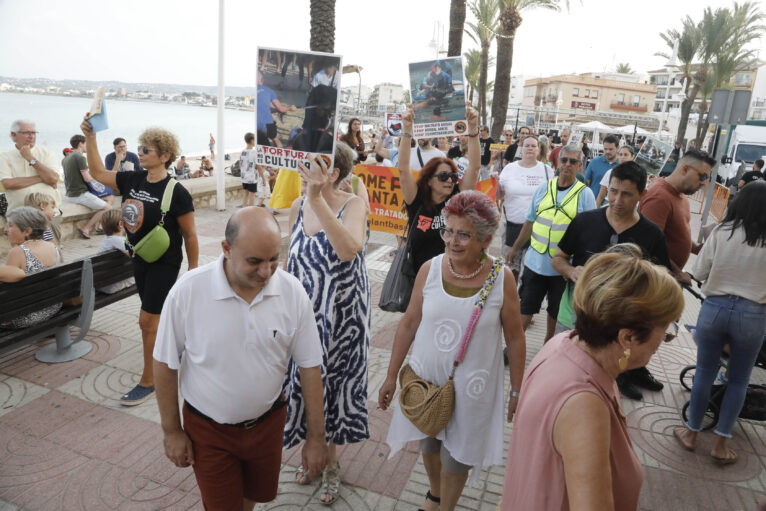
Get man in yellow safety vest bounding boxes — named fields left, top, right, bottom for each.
left=508, top=144, right=596, bottom=341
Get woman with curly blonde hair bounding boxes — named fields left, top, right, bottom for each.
left=81, top=120, right=199, bottom=406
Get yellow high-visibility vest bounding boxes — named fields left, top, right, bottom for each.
left=530, top=178, right=586, bottom=257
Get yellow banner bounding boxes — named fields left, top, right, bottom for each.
left=490, top=143, right=509, bottom=152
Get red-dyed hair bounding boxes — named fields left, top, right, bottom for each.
left=442, top=190, right=500, bottom=241
left=415, top=157, right=459, bottom=213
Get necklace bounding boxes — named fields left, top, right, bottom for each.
left=448, top=257, right=486, bottom=280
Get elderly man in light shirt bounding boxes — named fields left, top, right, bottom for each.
left=153, top=206, right=328, bottom=510
left=0, top=120, right=61, bottom=211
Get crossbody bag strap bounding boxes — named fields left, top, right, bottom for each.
left=417, top=146, right=425, bottom=168
left=449, top=258, right=504, bottom=377
left=158, top=178, right=177, bottom=226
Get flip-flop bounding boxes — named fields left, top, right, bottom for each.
left=712, top=449, right=738, bottom=465
left=77, top=228, right=91, bottom=240
left=673, top=426, right=696, bottom=451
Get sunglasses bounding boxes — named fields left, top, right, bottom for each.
left=137, top=145, right=155, bottom=155
left=435, top=172, right=459, bottom=183
left=688, top=165, right=710, bottom=181
left=664, top=322, right=679, bottom=343
left=560, top=157, right=580, bottom=165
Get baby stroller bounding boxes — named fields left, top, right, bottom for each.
left=678, top=284, right=766, bottom=430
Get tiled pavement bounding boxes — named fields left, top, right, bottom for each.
left=1, top=204, right=765, bottom=511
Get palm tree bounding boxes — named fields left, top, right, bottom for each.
left=310, top=0, right=335, bottom=53
left=464, top=49, right=482, bottom=106
left=448, top=0, right=468, bottom=56
left=616, top=63, right=633, bottom=74
left=466, top=0, right=500, bottom=125
left=489, top=0, right=568, bottom=140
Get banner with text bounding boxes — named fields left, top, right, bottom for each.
left=354, top=164, right=497, bottom=234
left=256, top=46, right=342, bottom=170
left=409, top=56, right=467, bottom=138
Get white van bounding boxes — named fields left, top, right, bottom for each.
left=719, top=125, right=766, bottom=183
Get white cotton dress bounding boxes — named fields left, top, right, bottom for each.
left=386, top=254, right=506, bottom=477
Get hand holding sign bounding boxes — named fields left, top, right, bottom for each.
left=465, top=102, right=478, bottom=133
left=403, top=105, right=415, bottom=133
left=298, top=156, right=333, bottom=198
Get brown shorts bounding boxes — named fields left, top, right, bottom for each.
left=182, top=402, right=287, bottom=508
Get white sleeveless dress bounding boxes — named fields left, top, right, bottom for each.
left=386, top=254, right=506, bottom=474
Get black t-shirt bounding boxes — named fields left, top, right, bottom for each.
left=479, top=137, right=494, bottom=166
left=558, top=207, right=671, bottom=270
left=405, top=187, right=459, bottom=272
left=503, top=143, right=520, bottom=163
left=740, top=170, right=764, bottom=186
left=446, top=146, right=463, bottom=159
left=115, top=171, right=195, bottom=267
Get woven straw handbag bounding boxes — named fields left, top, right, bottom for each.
left=397, top=258, right=504, bottom=437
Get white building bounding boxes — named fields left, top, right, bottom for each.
left=749, top=63, right=766, bottom=120
left=370, top=83, right=404, bottom=106
left=509, top=75, right=525, bottom=106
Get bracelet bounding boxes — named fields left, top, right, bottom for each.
left=401, top=132, right=413, bottom=138
left=510, top=390, right=520, bottom=398
left=468, top=131, right=479, bottom=137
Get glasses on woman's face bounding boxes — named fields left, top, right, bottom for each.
left=663, top=322, right=679, bottom=343
left=434, top=172, right=459, bottom=183
left=439, top=227, right=473, bottom=244
left=137, top=145, right=156, bottom=155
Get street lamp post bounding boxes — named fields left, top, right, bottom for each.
left=342, top=65, right=363, bottom=115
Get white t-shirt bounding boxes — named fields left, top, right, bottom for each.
left=239, top=148, right=257, bottom=184
left=97, top=235, right=134, bottom=294
left=153, top=256, right=323, bottom=424
left=498, top=161, right=551, bottom=223
left=311, top=69, right=339, bottom=89
left=600, top=169, right=612, bottom=189
left=410, top=146, right=446, bottom=171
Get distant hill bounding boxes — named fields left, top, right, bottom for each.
left=0, top=76, right=255, bottom=97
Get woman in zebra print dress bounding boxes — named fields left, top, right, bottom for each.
left=284, top=143, right=371, bottom=505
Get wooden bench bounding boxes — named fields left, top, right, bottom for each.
left=0, top=250, right=137, bottom=363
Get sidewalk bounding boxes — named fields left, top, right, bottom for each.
left=0, top=204, right=765, bottom=510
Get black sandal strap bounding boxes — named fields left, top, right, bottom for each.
left=426, top=490, right=441, bottom=503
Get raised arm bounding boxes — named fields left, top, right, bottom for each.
left=299, top=158, right=368, bottom=262
left=398, top=106, right=417, bottom=205
left=459, top=103, right=481, bottom=192
left=374, top=130, right=392, bottom=160
left=80, top=116, right=118, bottom=190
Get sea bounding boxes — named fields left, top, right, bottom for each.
left=0, top=92, right=258, bottom=158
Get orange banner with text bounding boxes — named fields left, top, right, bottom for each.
left=353, top=164, right=498, bottom=235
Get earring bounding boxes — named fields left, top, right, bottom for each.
left=618, top=348, right=631, bottom=371
left=444, top=246, right=449, bottom=255
left=479, top=248, right=487, bottom=264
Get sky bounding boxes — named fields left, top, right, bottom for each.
left=0, top=0, right=762, bottom=92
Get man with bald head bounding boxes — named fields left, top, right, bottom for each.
left=153, top=207, right=328, bottom=510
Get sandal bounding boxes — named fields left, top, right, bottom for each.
left=418, top=490, right=441, bottom=511
left=295, top=465, right=313, bottom=485
left=319, top=463, right=341, bottom=505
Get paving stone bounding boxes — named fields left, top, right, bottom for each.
left=0, top=390, right=97, bottom=438
left=0, top=340, right=100, bottom=389
left=0, top=376, right=49, bottom=418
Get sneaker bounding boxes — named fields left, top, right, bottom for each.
left=120, top=384, right=155, bottom=406
left=617, top=374, right=643, bottom=400
left=628, top=366, right=664, bottom=391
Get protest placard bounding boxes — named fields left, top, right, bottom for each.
left=489, top=143, right=508, bottom=152
left=256, top=47, right=342, bottom=170
left=354, top=164, right=497, bottom=234
left=635, top=136, right=672, bottom=175
left=386, top=113, right=403, bottom=136
left=87, top=87, right=108, bottom=132
left=409, top=57, right=467, bottom=138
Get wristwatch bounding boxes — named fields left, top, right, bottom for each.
left=28, top=159, right=38, bottom=166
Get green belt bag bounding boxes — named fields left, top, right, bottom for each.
left=126, top=178, right=177, bottom=263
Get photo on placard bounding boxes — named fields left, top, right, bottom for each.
left=408, top=57, right=467, bottom=138
left=635, top=136, right=672, bottom=175
left=256, top=47, right=342, bottom=170
left=386, top=113, right=403, bottom=136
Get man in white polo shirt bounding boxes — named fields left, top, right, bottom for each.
left=153, top=206, right=328, bottom=510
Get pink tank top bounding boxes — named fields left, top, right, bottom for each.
left=501, top=332, right=643, bottom=511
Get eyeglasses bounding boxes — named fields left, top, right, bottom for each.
left=663, top=322, right=679, bottom=343
left=137, top=145, right=155, bottom=155
left=439, top=227, right=473, bottom=244
left=560, top=157, right=580, bottom=165
left=435, top=172, right=459, bottom=183
left=16, top=131, right=38, bottom=136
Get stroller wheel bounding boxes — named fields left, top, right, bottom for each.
left=680, top=365, right=696, bottom=391
left=682, top=400, right=718, bottom=431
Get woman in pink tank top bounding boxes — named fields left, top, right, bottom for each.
left=501, top=248, right=684, bottom=510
